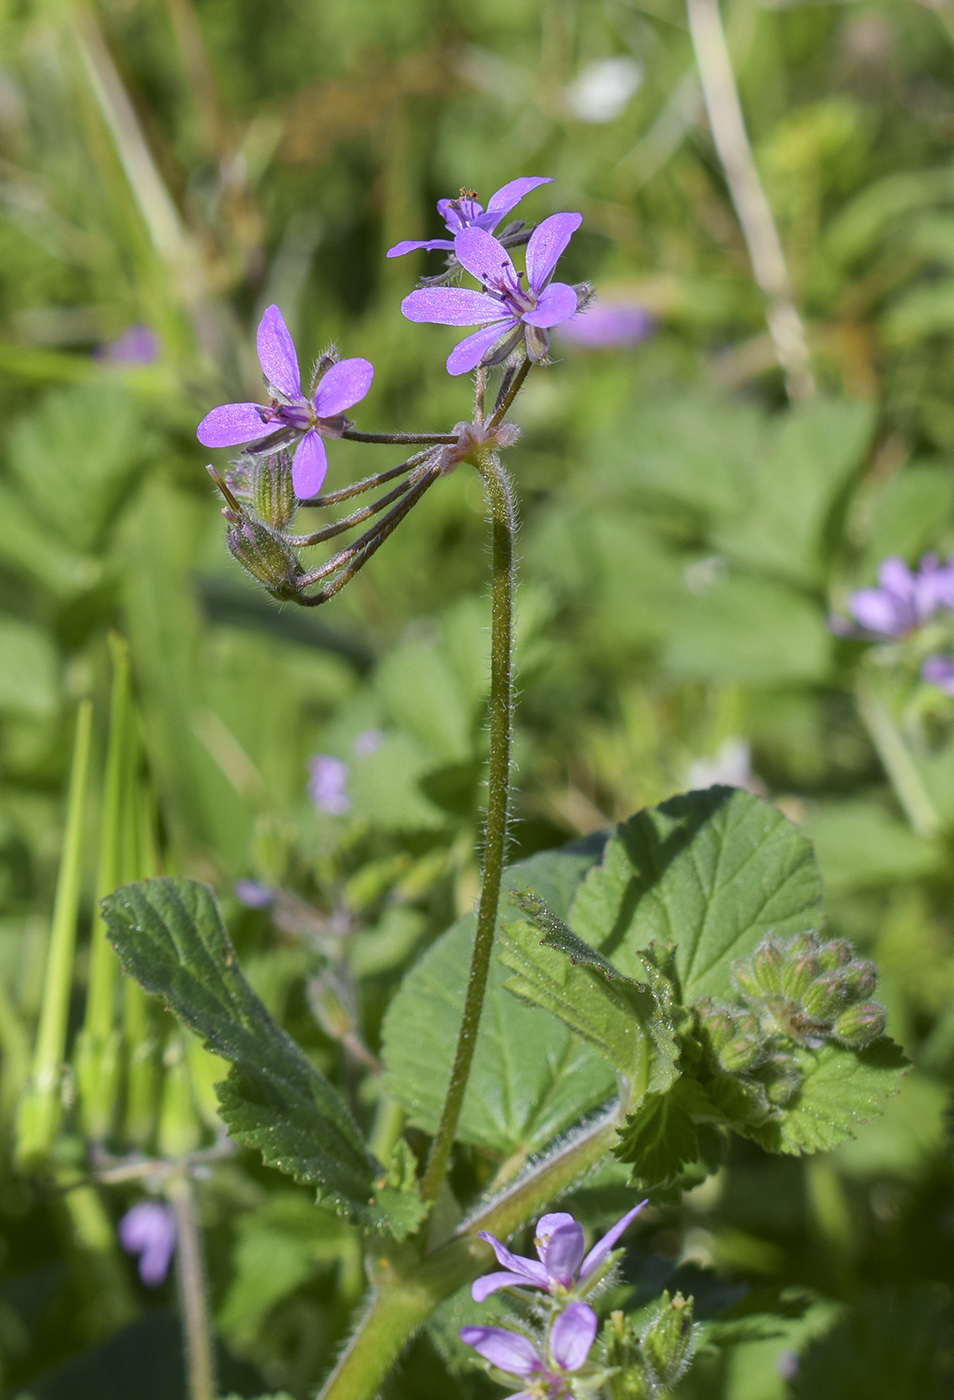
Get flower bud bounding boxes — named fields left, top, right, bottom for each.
left=833, top=1000, right=887, bottom=1047
left=802, top=970, right=850, bottom=1022
left=699, top=1001, right=765, bottom=1073
left=640, top=1292, right=696, bottom=1389
left=250, top=450, right=297, bottom=529
left=226, top=516, right=302, bottom=599
left=816, top=939, right=853, bottom=972
left=764, top=1057, right=801, bottom=1106
left=307, top=971, right=354, bottom=1041
left=785, top=930, right=817, bottom=960
left=751, top=941, right=785, bottom=997
left=840, top=960, right=878, bottom=1000
left=602, top=1311, right=652, bottom=1400
left=781, top=951, right=820, bottom=1002
left=732, top=958, right=762, bottom=1001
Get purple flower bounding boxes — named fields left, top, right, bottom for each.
left=352, top=728, right=384, bottom=757
left=401, top=213, right=583, bottom=374
left=386, top=177, right=552, bottom=258
left=460, top=1301, right=598, bottom=1398
left=838, top=555, right=952, bottom=639
left=307, top=754, right=351, bottom=815
left=196, top=305, right=373, bottom=499
left=473, top=1201, right=647, bottom=1303
left=557, top=297, right=654, bottom=349
left=234, top=878, right=275, bottom=909
left=95, top=324, right=160, bottom=365
left=118, top=1201, right=176, bottom=1287
left=922, top=656, right=954, bottom=695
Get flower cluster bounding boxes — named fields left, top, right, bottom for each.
left=833, top=553, right=954, bottom=694
left=461, top=1204, right=648, bottom=1398
left=194, top=177, right=582, bottom=607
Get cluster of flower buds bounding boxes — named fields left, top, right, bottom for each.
left=196, top=178, right=591, bottom=607
left=832, top=553, right=954, bottom=695
left=462, top=1204, right=662, bottom=1399
left=693, top=932, right=887, bottom=1121
left=601, top=1294, right=697, bottom=1400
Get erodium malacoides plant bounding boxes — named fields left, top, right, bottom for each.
left=89, top=178, right=908, bottom=1400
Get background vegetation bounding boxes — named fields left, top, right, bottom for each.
left=1, top=0, right=954, bottom=1395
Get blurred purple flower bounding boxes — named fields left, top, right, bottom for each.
left=832, top=554, right=954, bottom=639
left=352, top=728, right=384, bottom=757
left=386, top=177, right=552, bottom=258
left=196, top=305, right=373, bottom=499
left=234, top=878, right=275, bottom=909
left=922, top=656, right=954, bottom=694
left=96, top=324, right=160, bottom=365
left=118, top=1201, right=176, bottom=1287
left=307, top=755, right=351, bottom=815
left=557, top=298, right=654, bottom=348
left=461, top=1302, right=598, bottom=1396
left=402, top=213, right=583, bottom=374
left=473, top=1200, right=647, bottom=1303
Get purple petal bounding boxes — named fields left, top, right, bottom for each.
left=538, top=1221, right=585, bottom=1286
left=446, top=320, right=515, bottom=375
left=877, top=556, right=916, bottom=599
left=459, top=1326, right=541, bottom=1376
left=402, top=287, right=506, bottom=326
left=847, top=588, right=909, bottom=636
left=579, top=1199, right=648, bottom=1279
left=257, top=305, right=302, bottom=400
left=454, top=227, right=517, bottom=288
left=486, top=176, right=553, bottom=218
left=118, top=1202, right=176, bottom=1288
left=197, top=402, right=275, bottom=448
left=923, top=656, right=954, bottom=694
left=525, top=212, right=583, bottom=292
left=549, top=1302, right=598, bottom=1373
left=293, top=430, right=328, bottom=498
left=471, top=1270, right=539, bottom=1303
left=522, top=282, right=579, bottom=329
left=313, top=358, right=374, bottom=418
left=386, top=237, right=455, bottom=257
left=476, top=1231, right=551, bottom=1289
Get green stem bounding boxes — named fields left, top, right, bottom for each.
left=489, top=358, right=531, bottom=430
left=167, top=1171, right=217, bottom=1400
left=855, top=680, right=941, bottom=838
left=17, top=699, right=93, bottom=1167
left=318, top=1104, right=623, bottom=1400
left=420, top=451, right=515, bottom=1205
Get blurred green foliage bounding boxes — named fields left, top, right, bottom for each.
left=2, top=0, right=954, bottom=1395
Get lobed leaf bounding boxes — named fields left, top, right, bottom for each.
left=101, top=877, right=423, bottom=1235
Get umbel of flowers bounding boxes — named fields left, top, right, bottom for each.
left=460, top=1204, right=698, bottom=1399
left=195, top=179, right=591, bottom=608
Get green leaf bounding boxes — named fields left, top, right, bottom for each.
left=0, top=616, right=59, bottom=716
left=498, top=890, right=681, bottom=1088
left=747, top=1039, right=909, bottom=1155
left=101, top=877, right=422, bottom=1235
left=381, top=845, right=617, bottom=1157
left=613, top=1077, right=719, bottom=1188
left=572, top=787, right=823, bottom=1004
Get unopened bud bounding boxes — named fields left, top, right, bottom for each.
left=251, top=450, right=297, bottom=529
left=732, top=958, right=763, bottom=1001
left=817, top=939, right=853, bottom=972
left=764, top=1058, right=801, bottom=1106
left=840, top=960, right=878, bottom=1000
left=785, top=930, right=817, bottom=959
left=781, top=952, right=820, bottom=1002
left=307, top=971, right=354, bottom=1041
left=226, top=517, right=302, bottom=598
left=640, top=1291, right=696, bottom=1389
left=602, top=1311, right=652, bottom=1400
left=802, top=970, right=850, bottom=1021
left=833, top=1000, right=887, bottom=1047
left=751, top=941, right=785, bottom=997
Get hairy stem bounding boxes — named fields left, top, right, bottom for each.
left=686, top=0, right=814, bottom=402
left=317, top=1104, right=623, bottom=1400
left=420, top=452, right=516, bottom=1204
left=167, top=1172, right=217, bottom=1400
left=342, top=429, right=458, bottom=445
left=856, top=680, right=941, bottom=838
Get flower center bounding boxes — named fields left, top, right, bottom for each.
left=478, top=259, right=535, bottom=316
